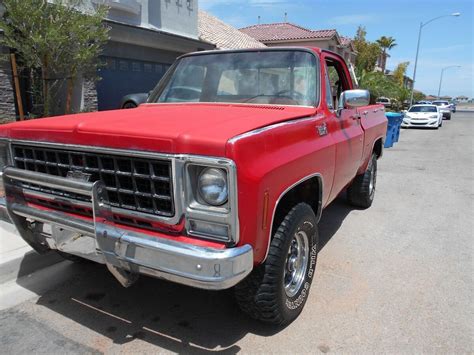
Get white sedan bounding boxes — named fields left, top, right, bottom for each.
left=402, top=105, right=443, bottom=129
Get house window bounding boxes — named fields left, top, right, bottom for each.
left=119, top=60, right=128, bottom=71
left=144, top=64, right=153, bottom=73
left=132, top=62, right=141, bottom=72
left=155, top=64, right=163, bottom=74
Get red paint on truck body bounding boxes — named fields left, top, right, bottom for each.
left=0, top=47, right=387, bottom=264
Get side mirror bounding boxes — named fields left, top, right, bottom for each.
left=338, top=89, right=370, bottom=110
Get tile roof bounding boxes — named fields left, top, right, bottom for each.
left=340, top=36, right=353, bottom=46
left=198, top=11, right=266, bottom=49
left=240, top=22, right=337, bottom=42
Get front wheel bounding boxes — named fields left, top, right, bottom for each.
left=234, top=203, right=318, bottom=325
left=347, top=154, right=377, bottom=208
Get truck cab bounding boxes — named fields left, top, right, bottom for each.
left=0, top=47, right=387, bottom=325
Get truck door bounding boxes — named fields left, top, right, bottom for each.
left=323, top=55, right=364, bottom=201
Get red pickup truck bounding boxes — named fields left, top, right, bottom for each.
left=0, top=48, right=387, bottom=325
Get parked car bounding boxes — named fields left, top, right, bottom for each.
left=0, top=47, right=387, bottom=325
left=448, top=101, right=457, bottom=113
left=120, top=92, right=149, bottom=109
left=376, top=97, right=392, bottom=108
left=402, top=104, right=442, bottom=129
left=415, top=100, right=432, bottom=105
left=431, top=100, right=452, bottom=119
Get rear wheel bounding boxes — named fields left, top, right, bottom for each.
left=446, top=113, right=451, bottom=120
left=234, top=203, right=318, bottom=325
left=347, top=154, right=377, bottom=208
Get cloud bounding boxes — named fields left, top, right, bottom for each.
left=328, top=14, right=376, bottom=25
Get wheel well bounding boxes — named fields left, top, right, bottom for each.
left=122, top=100, right=138, bottom=109
left=373, top=138, right=383, bottom=158
left=271, top=176, right=322, bottom=237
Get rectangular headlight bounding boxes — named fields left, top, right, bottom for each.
left=182, top=156, right=239, bottom=244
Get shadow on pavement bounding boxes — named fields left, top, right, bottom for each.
left=14, top=195, right=356, bottom=353
left=318, top=194, right=356, bottom=251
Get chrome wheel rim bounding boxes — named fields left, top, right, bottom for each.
left=284, top=231, right=309, bottom=298
left=369, top=164, right=376, bottom=196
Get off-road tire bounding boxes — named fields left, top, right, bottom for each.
left=347, top=153, right=377, bottom=208
left=234, top=203, right=318, bottom=325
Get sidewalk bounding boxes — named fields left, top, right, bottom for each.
left=0, top=220, right=62, bottom=283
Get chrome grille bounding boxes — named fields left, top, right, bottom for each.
left=11, top=144, right=174, bottom=217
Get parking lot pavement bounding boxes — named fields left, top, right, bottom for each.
left=0, top=112, right=472, bottom=353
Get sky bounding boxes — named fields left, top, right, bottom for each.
left=200, top=0, right=474, bottom=98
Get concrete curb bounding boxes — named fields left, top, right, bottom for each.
left=0, top=221, right=63, bottom=284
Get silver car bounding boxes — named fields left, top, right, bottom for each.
left=431, top=100, right=452, bottom=120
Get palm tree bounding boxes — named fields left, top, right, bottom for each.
left=376, top=36, right=397, bottom=73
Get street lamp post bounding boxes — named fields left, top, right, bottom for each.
left=409, top=12, right=461, bottom=106
left=437, top=66, right=461, bottom=98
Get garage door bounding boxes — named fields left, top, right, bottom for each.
left=96, top=56, right=171, bottom=111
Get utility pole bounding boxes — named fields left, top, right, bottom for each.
left=409, top=13, right=461, bottom=106
left=437, top=66, right=461, bottom=98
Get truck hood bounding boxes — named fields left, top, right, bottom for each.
left=0, top=103, right=316, bottom=156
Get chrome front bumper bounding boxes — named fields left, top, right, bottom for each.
left=0, top=167, right=253, bottom=290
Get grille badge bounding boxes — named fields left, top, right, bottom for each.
left=66, top=170, right=92, bottom=182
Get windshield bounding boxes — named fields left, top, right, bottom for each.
left=152, top=51, right=318, bottom=106
left=409, top=106, right=437, bottom=113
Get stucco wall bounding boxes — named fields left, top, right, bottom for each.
left=88, top=0, right=199, bottom=39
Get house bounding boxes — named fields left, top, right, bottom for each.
left=88, top=0, right=215, bottom=111
left=239, top=22, right=356, bottom=65
left=455, top=95, right=469, bottom=103
left=0, top=0, right=215, bottom=119
left=386, top=72, right=414, bottom=90
left=375, top=52, right=389, bottom=73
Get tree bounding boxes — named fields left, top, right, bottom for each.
left=358, top=71, right=400, bottom=104
left=0, top=0, right=109, bottom=117
left=376, top=36, right=397, bottom=73
left=353, top=26, right=382, bottom=77
left=413, top=91, right=426, bottom=102
left=392, top=61, right=410, bottom=86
